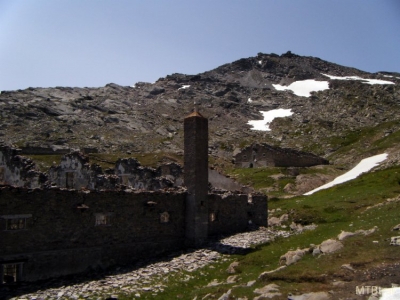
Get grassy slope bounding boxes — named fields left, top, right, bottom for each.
left=116, top=166, right=400, bottom=299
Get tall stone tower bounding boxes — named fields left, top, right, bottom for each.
left=184, top=109, right=208, bottom=247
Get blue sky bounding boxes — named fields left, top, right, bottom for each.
left=0, top=0, right=399, bottom=90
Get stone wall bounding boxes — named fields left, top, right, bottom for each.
left=48, top=152, right=101, bottom=189
left=234, top=143, right=329, bottom=168
left=0, top=186, right=267, bottom=283
left=0, top=186, right=186, bottom=282
left=115, top=158, right=182, bottom=190
left=208, top=192, right=267, bottom=236
left=0, top=145, right=46, bottom=188
left=0, top=146, right=183, bottom=191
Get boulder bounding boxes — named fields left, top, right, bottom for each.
left=341, top=264, right=355, bottom=272
left=268, top=216, right=281, bottom=227
left=217, top=289, right=231, bottom=300
left=312, top=248, right=321, bottom=256
left=320, top=239, right=343, bottom=253
left=392, top=224, right=400, bottom=231
left=226, top=261, right=239, bottom=274
left=147, top=86, right=165, bottom=95
left=356, top=226, right=378, bottom=236
left=337, top=230, right=356, bottom=241
left=280, top=248, right=308, bottom=266
left=254, top=283, right=281, bottom=299
left=279, top=213, right=289, bottom=222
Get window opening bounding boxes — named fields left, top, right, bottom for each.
left=0, top=166, right=5, bottom=184
left=65, top=172, right=75, bottom=189
left=1, top=215, right=32, bottom=231
left=209, top=212, right=217, bottom=222
left=7, top=218, right=26, bottom=230
left=120, top=175, right=129, bottom=185
left=95, top=213, right=112, bottom=226
left=1, top=263, right=23, bottom=285
left=160, top=212, right=170, bottom=223
left=3, top=264, right=17, bottom=284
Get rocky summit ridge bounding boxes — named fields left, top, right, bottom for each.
left=1, top=51, right=399, bottom=169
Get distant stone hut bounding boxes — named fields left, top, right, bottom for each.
left=233, top=143, right=328, bottom=168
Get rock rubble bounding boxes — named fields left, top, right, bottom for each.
left=4, top=227, right=291, bottom=300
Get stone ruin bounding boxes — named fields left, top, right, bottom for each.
left=233, top=143, right=329, bottom=168
left=0, top=111, right=268, bottom=285
left=0, top=145, right=183, bottom=192
left=0, top=145, right=46, bottom=189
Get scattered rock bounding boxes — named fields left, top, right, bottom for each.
left=392, top=224, right=400, bottom=231
left=356, top=226, right=378, bottom=236
left=280, top=248, right=308, bottom=265
left=268, top=216, right=281, bottom=227
left=258, top=266, right=287, bottom=280
left=279, top=213, right=289, bottom=222
left=331, top=280, right=346, bottom=287
left=337, top=230, right=356, bottom=241
left=217, top=289, right=231, bottom=300
left=320, top=239, right=343, bottom=254
left=341, top=264, right=355, bottom=272
left=390, top=236, right=400, bottom=246
left=207, top=279, right=222, bottom=287
left=288, top=291, right=330, bottom=300
left=246, top=280, right=256, bottom=287
left=226, top=275, right=239, bottom=284
left=312, top=247, right=321, bottom=256
left=254, top=283, right=281, bottom=299
left=226, top=261, right=240, bottom=274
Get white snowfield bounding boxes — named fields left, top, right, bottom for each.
left=380, top=287, right=400, bottom=300
left=304, top=153, right=388, bottom=195
left=271, top=73, right=394, bottom=98
left=321, top=73, right=395, bottom=85
left=250, top=73, right=395, bottom=131
left=247, top=108, right=293, bottom=131
left=272, top=80, right=329, bottom=97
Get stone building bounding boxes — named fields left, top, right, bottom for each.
left=233, top=143, right=329, bottom=168
left=0, top=145, right=46, bottom=189
left=0, top=110, right=268, bottom=285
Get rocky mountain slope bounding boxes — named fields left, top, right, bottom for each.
left=1, top=51, right=399, bottom=171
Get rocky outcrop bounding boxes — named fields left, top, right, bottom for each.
left=0, top=52, right=398, bottom=168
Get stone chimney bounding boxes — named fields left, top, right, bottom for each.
left=184, top=109, right=208, bottom=247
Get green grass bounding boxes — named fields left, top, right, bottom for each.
left=120, top=166, right=400, bottom=299
left=325, top=120, right=400, bottom=161
left=89, top=152, right=183, bottom=169
left=227, top=165, right=341, bottom=198
left=24, top=154, right=64, bottom=172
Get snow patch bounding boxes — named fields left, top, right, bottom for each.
left=305, top=153, right=388, bottom=195
left=322, top=73, right=394, bottom=85
left=248, top=98, right=252, bottom=103
left=258, top=60, right=262, bottom=65
left=380, top=287, right=400, bottom=300
left=273, top=80, right=329, bottom=97
left=247, top=109, right=293, bottom=131
left=178, top=85, right=191, bottom=90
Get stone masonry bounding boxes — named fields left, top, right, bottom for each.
left=0, top=110, right=267, bottom=285
left=234, top=143, right=329, bottom=168
left=184, top=110, right=209, bottom=247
